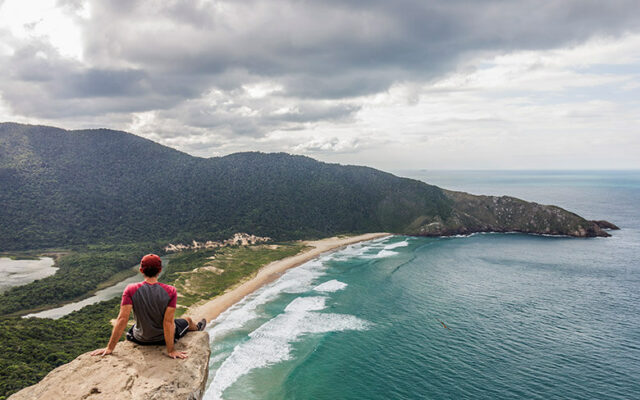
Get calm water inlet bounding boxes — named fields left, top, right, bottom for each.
left=25, top=256, right=170, bottom=319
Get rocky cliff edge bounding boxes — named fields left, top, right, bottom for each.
left=9, top=332, right=210, bottom=400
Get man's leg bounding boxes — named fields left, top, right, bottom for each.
left=184, top=317, right=197, bottom=331
left=174, top=319, right=190, bottom=340
left=175, top=317, right=207, bottom=338
left=184, top=316, right=207, bottom=331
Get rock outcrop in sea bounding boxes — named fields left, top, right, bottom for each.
left=8, top=332, right=210, bottom=400
left=406, top=190, right=619, bottom=238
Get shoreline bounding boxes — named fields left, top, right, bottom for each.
left=185, top=232, right=391, bottom=322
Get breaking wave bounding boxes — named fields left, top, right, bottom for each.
left=205, top=296, right=369, bottom=400
left=382, top=240, right=410, bottom=250
left=314, top=279, right=348, bottom=292
left=207, top=259, right=328, bottom=342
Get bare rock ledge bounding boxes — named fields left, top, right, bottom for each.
left=9, top=331, right=210, bottom=400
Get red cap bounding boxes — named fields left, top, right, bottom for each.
left=141, top=254, right=162, bottom=270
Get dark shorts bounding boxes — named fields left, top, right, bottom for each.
left=125, top=318, right=190, bottom=345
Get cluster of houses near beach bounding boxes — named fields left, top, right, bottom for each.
left=163, top=233, right=271, bottom=253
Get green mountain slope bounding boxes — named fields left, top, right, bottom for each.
left=0, top=123, right=452, bottom=250
left=0, top=123, right=615, bottom=251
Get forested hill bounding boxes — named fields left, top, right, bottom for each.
left=0, top=122, right=453, bottom=250
left=0, top=123, right=615, bottom=251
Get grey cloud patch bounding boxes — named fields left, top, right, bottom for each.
left=264, top=103, right=360, bottom=124
left=1, top=0, right=640, bottom=139
left=282, top=71, right=399, bottom=99
left=0, top=36, right=183, bottom=117
left=64, top=68, right=150, bottom=98
left=79, top=0, right=640, bottom=97
left=149, top=88, right=361, bottom=140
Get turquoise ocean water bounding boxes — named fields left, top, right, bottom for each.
left=204, top=171, right=640, bottom=400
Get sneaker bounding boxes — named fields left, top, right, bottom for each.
left=196, top=319, right=207, bottom=331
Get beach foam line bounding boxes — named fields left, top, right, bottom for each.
left=205, top=296, right=369, bottom=400
left=329, top=237, right=409, bottom=261
left=383, top=239, right=410, bottom=250
left=326, top=243, right=373, bottom=261
left=207, top=259, right=328, bottom=342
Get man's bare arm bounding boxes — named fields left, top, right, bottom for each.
left=90, top=304, right=132, bottom=356
left=163, top=306, right=187, bottom=359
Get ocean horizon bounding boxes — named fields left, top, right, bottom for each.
left=204, top=170, right=639, bottom=399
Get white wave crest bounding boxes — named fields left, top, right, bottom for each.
left=207, top=260, right=327, bottom=341
left=283, top=296, right=327, bottom=312
left=373, top=249, right=399, bottom=258
left=326, top=243, right=372, bottom=261
left=205, top=296, right=369, bottom=400
left=313, top=279, right=348, bottom=292
left=383, top=240, right=409, bottom=250
left=329, top=240, right=403, bottom=261
left=371, top=236, right=391, bottom=243
left=340, top=239, right=407, bottom=260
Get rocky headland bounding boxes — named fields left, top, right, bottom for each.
left=407, top=189, right=619, bottom=238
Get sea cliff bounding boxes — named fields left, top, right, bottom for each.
left=8, top=332, right=210, bottom=400
left=406, top=189, right=619, bottom=238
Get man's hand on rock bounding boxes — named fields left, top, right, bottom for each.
left=90, top=348, right=113, bottom=356
left=167, top=350, right=188, bottom=359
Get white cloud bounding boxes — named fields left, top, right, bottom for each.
left=307, top=35, right=640, bottom=169
left=0, top=0, right=85, bottom=60
left=292, top=136, right=361, bottom=154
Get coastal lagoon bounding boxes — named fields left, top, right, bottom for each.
left=25, top=257, right=170, bottom=319
left=204, top=171, right=639, bottom=400
left=24, top=269, right=143, bottom=319
left=0, top=257, right=57, bottom=293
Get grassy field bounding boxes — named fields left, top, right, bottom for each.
left=2, top=255, right=41, bottom=260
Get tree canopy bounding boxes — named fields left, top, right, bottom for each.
left=0, top=123, right=451, bottom=251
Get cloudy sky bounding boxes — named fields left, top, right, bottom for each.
left=1, top=0, right=639, bottom=170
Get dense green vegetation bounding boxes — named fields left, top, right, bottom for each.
left=5, top=255, right=40, bottom=260
left=0, top=298, right=120, bottom=399
left=162, top=243, right=306, bottom=312
left=0, top=122, right=452, bottom=251
left=0, top=243, right=162, bottom=316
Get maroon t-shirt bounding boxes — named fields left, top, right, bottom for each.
left=121, top=282, right=177, bottom=342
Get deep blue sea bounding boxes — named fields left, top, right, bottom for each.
left=204, top=171, right=640, bottom=400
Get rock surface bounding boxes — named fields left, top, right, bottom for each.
left=9, top=332, right=210, bottom=400
left=591, top=220, right=620, bottom=230
left=406, top=189, right=617, bottom=238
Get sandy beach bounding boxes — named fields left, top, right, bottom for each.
left=185, top=232, right=390, bottom=322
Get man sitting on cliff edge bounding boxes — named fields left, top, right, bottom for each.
left=91, top=254, right=206, bottom=359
